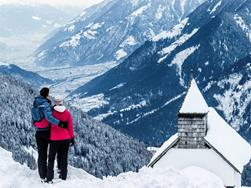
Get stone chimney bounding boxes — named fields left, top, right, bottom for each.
left=177, top=79, right=209, bottom=149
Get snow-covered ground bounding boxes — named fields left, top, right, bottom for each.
left=0, top=147, right=229, bottom=188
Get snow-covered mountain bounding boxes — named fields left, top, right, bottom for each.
left=69, top=0, right=251, bottom=146
left=0, top=146, right=225, bottom=188
left=0, top=62, right=53, bottom=88
left=0, top=4, right=82, bottom=65
left=35, top=0, right=204, bottom=67
left=0, top=73, right=151, bottom=178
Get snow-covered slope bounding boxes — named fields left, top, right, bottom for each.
left=0, top=74, right=151, bottom=178
left=35, top=0, right=204, bottom=67
left=0, top=147, right=225, bottom=188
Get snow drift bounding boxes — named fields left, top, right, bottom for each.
left=0, top=147, right=225, bottom=188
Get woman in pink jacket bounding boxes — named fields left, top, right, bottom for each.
left=46, top=96, right=74, bottom=183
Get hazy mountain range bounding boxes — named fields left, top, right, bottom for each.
left=35, top=0, right=204, bottom=67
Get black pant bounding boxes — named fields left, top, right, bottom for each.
left=47, top=140, right=70, bottom=181
left=35, top=131, right=50, bottom=179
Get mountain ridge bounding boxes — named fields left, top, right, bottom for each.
left=35, top=0, right=204, bottom=67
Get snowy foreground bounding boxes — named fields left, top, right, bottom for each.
left=0, top=147, right=232, bottom=188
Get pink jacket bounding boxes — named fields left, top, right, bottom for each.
left=34, top=105, right=74, bottom=141
left=50, top=106, right=74, bottom=141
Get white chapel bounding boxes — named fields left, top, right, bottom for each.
left=148, top=79, right=251, bottom=187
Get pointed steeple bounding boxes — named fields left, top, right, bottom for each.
left=179, top=79, right=209, bottom=115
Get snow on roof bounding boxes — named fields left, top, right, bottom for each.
left=179, top=79, right=209, bottom=114
left=149, top=134, right=179, bottom=165
left=149, top=107, right=251, bottom=172
left=205, top=107, right=251, bottom=172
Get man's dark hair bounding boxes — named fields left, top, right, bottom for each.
left=40, top=87, right=49, bottom=98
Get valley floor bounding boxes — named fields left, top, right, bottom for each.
left=30, top=61, right=117, bottom=98
left=0, top=147, right=240, bottom=188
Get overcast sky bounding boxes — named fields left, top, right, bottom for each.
left=0, top=0, right=104, bottom=7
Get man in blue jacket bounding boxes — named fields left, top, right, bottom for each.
left=32, top=87, right=68, bottom=182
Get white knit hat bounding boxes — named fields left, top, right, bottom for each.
left=54, top=96, right=64, bottom=105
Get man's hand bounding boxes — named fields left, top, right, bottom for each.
left=58, top=121, right=68, bottom=128
left=70, top=138, right=75, bottom=146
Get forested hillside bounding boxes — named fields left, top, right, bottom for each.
left=0, top=74, right=151, bottom=178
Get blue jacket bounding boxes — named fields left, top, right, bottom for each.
left=33, top=96, right=60, bottom=129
